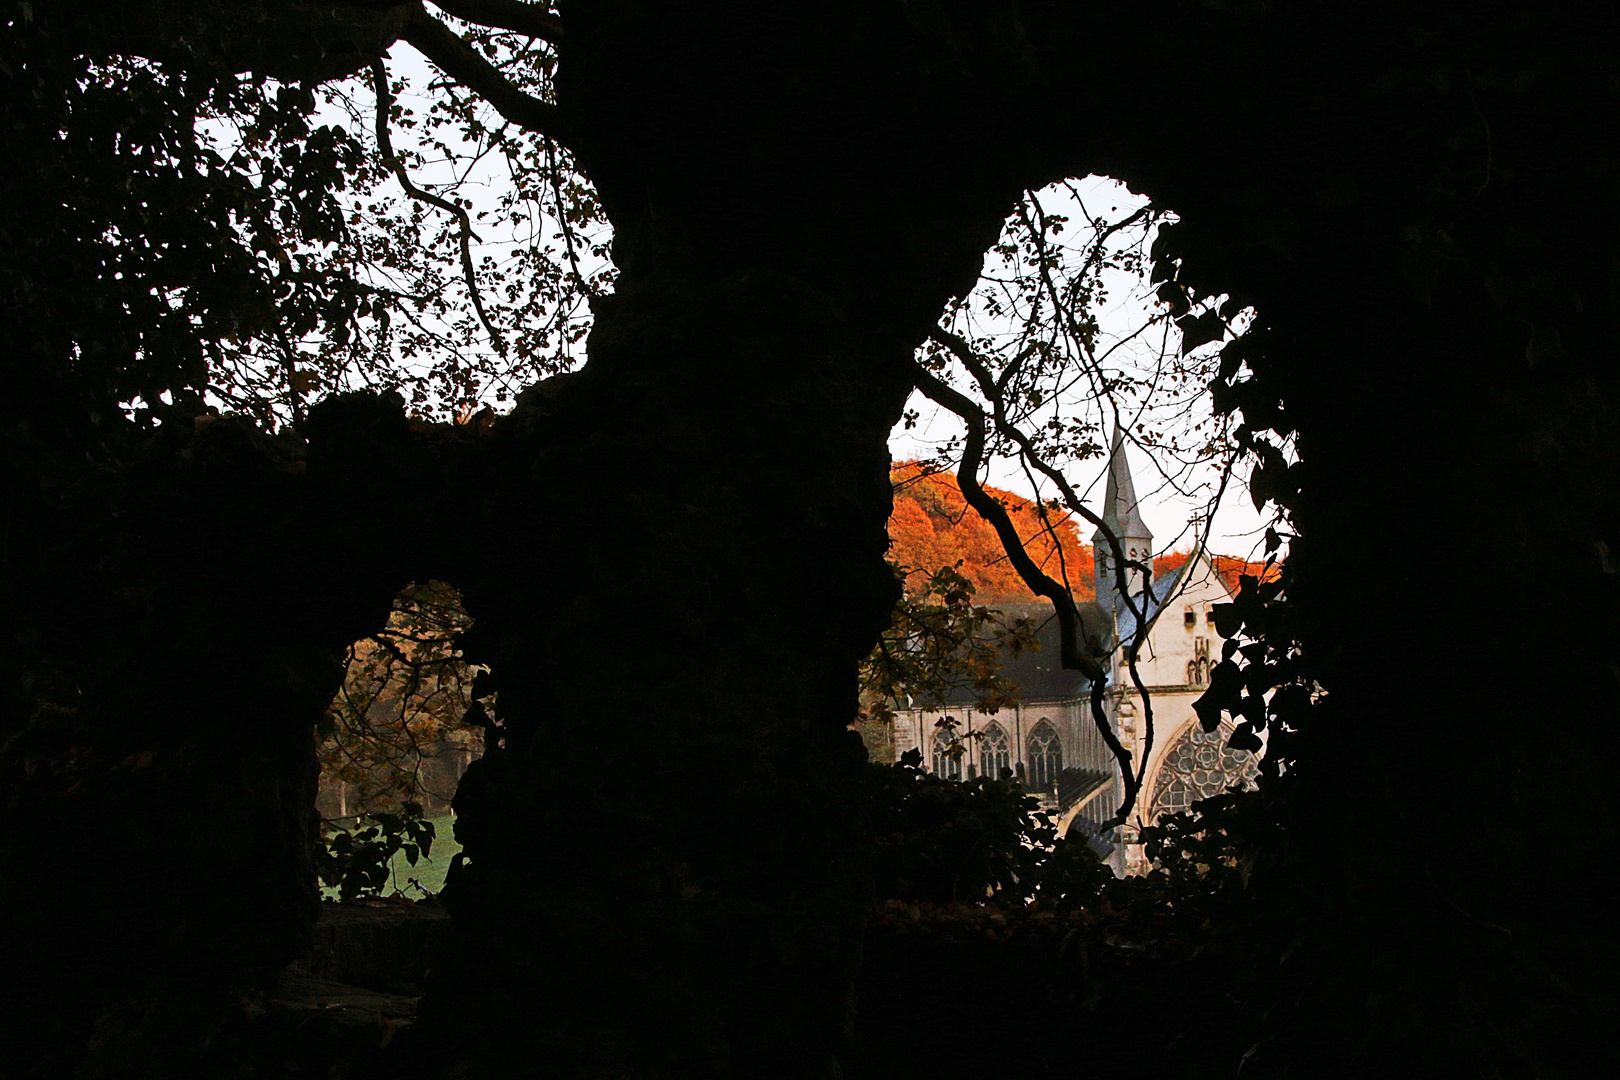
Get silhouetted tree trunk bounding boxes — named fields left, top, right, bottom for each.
left=0, top=414, right=414, bottom=1073
left=416, top=18, right=1061, bottom=1072
left=1105, top=7, right=1620, bottom=1074
left=383, top=10, right=1106, bottom=1074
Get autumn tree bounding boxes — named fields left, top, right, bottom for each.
left=320, top=580, right=483, bottom=816
left=887, top=462, right=1096, bottom=603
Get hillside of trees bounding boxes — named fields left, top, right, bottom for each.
left=888, top=462, right=1095, bottom=601
left=889, top=463, right=1275, bottom=602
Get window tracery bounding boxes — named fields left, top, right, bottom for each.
left=1150, top=722, right=1259, bottom=820
left=979, top=721, right=1010, bottom=780
left=1026, top=720, right=1061, bottom=791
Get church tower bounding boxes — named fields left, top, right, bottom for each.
left=1093, top=425, right=1153, bottom=617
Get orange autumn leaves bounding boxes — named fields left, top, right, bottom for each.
left=1153, top=550, right=1281, bottom=593
left=887, top=463, right=1280, bottom=604
left=888, top=463, right=1096, bottom=602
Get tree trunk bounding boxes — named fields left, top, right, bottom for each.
left=0, top=414, right=412, bottom=1075
left=1095, top=6, right=1620, bottom=1072
left=422, top=273, right=903, bottom=1078
left=409, top=10, right=1070, bottom=1074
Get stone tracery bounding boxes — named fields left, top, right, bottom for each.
left=1150, top=723, right=1260, bottom=821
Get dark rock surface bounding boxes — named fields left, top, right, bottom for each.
left=292, top=898, right=452, bottom=995
left=256, top=899, right=451, bottom=1077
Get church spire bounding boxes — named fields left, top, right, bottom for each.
left=1093, top=425, right=1153, bottom=614
left=1092, top=425, right=1152, bottom=546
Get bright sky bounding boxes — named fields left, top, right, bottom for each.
left=360, top=57, right=1274, bottom=560
left=889, top=175, right=1273, bottom=560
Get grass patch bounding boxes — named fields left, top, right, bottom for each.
left=385, top=810, right=460, bottom=897
left=318, top=810, right=461, bottom=900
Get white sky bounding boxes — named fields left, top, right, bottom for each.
left=364, top=57, right=1272, bottom=559
left=889, top=175, right=1272, bottom=560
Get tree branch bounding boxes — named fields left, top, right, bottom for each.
left=545, top=137, right=595, bottom=298
left=929, top=325, right=1148, bottom=628
left=921, top=328, right=1172, bottom=831
left=429, top=0, right=564, bottom=43
left=910, top=364, right=1107, bottom=686
left=371, top=58, right=507, bottom=355
left=402, top=6, right=569, bottom=142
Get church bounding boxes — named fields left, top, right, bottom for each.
left=880, top=433, right=1261, bottom=875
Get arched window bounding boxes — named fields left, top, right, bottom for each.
left=1026, top=720, right=1061, bottom=792
left=932, top=723, right=962, bottom=781
left=1149, top=722, right=1261, bottom=821
left=979, top=722, right=1011, bottom=780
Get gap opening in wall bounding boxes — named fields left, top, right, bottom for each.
left=314, top=580, right=488, bottom=900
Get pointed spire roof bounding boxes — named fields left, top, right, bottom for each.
left=1092, top=425, right=1152, bottom=543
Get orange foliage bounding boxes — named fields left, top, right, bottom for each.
left=1153, top=550, right=1191, bottom=578
left=888, top=463, right=1283, bottom=605
left=1154, top=549, right=1282, bottom=595
left=887, top=462, right=1095, bottom=602
left=1212, top=555, right=1282, bottom=593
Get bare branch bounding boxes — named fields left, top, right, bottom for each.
left=910, top=363, right=1107, bottom=686
left=545, top=137, right=596, bottom=298
left=429, top=0, right=564, bottom=44
left=924, top=325, right=1171, bottom=831
left=929, top=325, right=1147, bottom=627
left=370, top=58, right=507, bottom=355
left=402, top=6, right=568, bottom=141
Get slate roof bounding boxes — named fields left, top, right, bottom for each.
left=1056, top=766, right=1111, bottom=811
left=920, top=551, right=1200, bottom=709
left=1114, top=555, right=1192, bottom=646
left=930, top=600, right=1092, bottom=705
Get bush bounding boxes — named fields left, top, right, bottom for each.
left=865, top=749, right=1109, bottom=907
left=314, top=802, right=437, bottom=901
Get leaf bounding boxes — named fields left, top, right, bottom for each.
left=1226, top=725, right=1263, bottom=753
left=1176, top=311, right=1225, bottom=354
left=1156, top=281, right=1191, bottom=317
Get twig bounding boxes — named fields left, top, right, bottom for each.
left=429, top=0, right=565, bottom=44
left=370, top=59, right=507, bottom=356
left=402, top=6, right=568, bottom=140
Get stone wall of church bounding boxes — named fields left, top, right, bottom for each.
left=890, top=699, right=1098, bottom=783
left=877, top=552, right=1263, bottom=875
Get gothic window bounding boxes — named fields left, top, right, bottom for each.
left=1026, top=720, right=1061, bottom=792
left=980, top=722, right=1011, bottom=780
left=1150, top=723, right=1261, bottom=821
left=932, top=724, right=962, bottom=781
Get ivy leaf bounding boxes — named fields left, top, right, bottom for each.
left=1176, top=311, right=1226, bottom=354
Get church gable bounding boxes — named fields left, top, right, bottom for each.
left=1132, top=548, right=1234, bottom=690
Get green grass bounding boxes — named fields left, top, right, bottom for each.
left=317, top=809, right=463, bottom=901
left=383, top=810, right=460, bottom=897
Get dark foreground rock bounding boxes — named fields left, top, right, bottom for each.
left=248, top=898, right=1240, bottom=1079
left=247, top=899, right=449, bottom=1077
